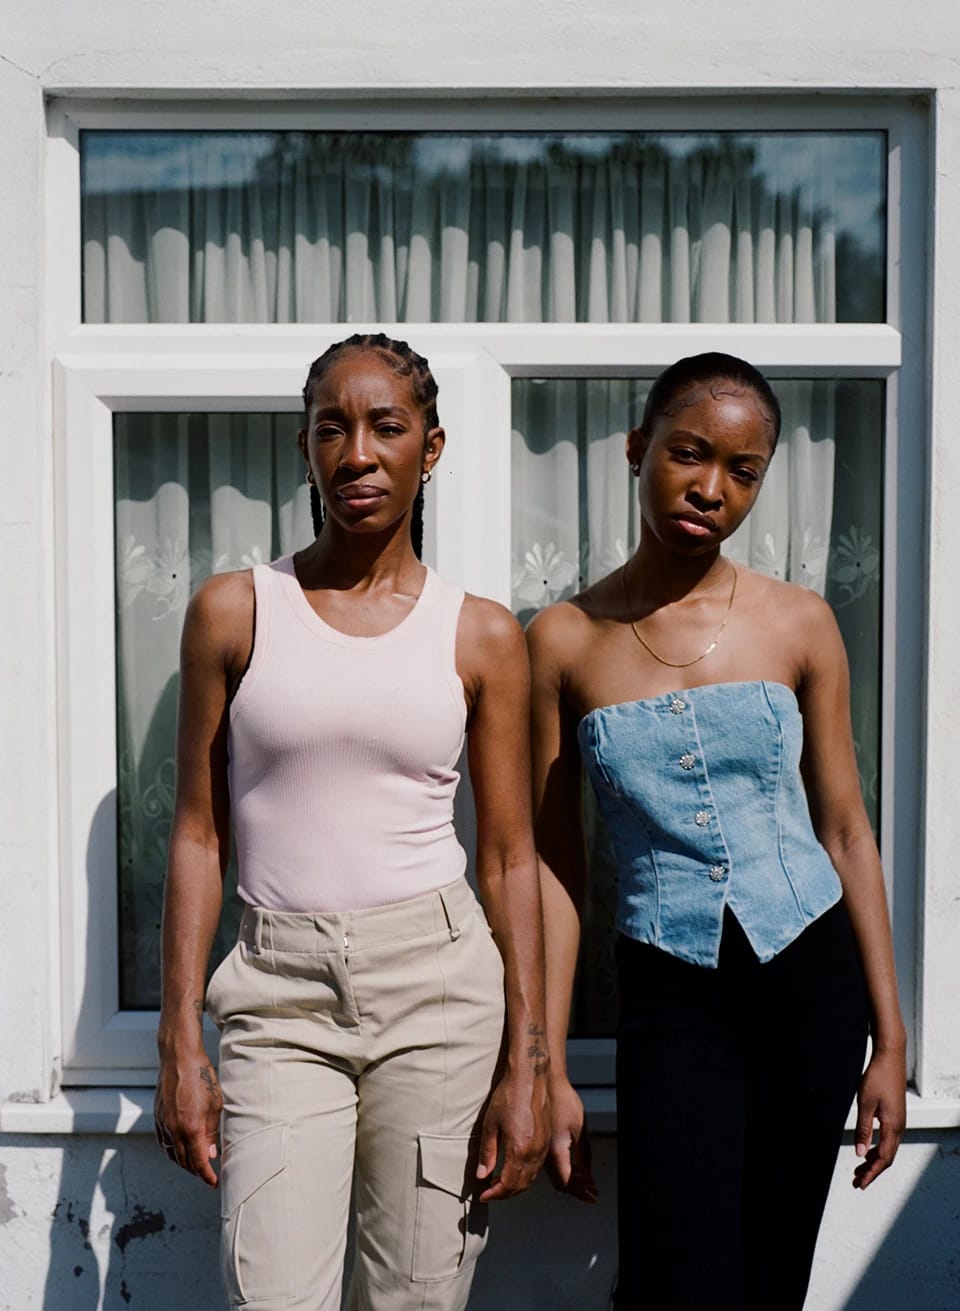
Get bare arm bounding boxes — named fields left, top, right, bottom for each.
left=154, top=572, right=252, bottom=1188
left=798, top=593, right=906, bottom=1189
left=458, top=596, right=549, bottom=1202
left=526, top=606, right=597, bottom=1202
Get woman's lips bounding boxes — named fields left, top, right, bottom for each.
left=673, top=513, right=717, bottom=537
left=336, top=484, right=387, bottom=509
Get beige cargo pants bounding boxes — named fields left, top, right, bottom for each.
left=206, top=877, right=505, bottom=1311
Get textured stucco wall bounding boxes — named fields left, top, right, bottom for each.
left=0, top=1133, right=958, bottom=1309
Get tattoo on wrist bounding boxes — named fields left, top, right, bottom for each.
left=199, top=1065, right=219, bottom=1097
left=526, top=1023, right=550, bottom=1077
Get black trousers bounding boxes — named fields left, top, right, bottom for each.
left=613, top=903, right=869, bottom=1311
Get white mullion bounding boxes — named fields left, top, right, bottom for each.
left=884, top=104, right=929, bottom=1087
left=58, top=323, right=902, bottom=379
left=456, top=350, right=514, bottom=605
left=56, top=363, right=122, bottom=1077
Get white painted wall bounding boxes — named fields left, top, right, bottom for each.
left=1, top=0, right=959, bottom=1306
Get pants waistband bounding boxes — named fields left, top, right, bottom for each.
left=238, top=876, right=478, bottom=954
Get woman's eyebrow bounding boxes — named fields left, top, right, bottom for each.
left=668, top=430, right=770, bottom=461
left=369, top=405, right=412, bottom=419
left=313, top=403, right=411, bottom=419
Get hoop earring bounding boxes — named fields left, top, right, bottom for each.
left=421, top=470, right=432, bottom=485
left=629, top=463, right=640, bottom=476
left=305, top=470, right=315, bottom=485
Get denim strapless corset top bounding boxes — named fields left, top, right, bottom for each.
left=578, top=680, right=842, bottom=967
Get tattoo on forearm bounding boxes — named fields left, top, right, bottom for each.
left=526, top=1023, right=550, bottom=1077
left=193, top=999, right=204, bottom=1030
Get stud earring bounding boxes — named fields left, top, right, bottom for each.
left=421, top=470, right=432, bottom=485
left=629, top=463, right=640, bottom=476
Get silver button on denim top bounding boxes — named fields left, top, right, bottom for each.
left=577, top=680, right=842, bottom=968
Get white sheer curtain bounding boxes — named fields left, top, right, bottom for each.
left=92, top=133, right=882, bottom=1008
left=115, top=415, right=311, bottom=1005
left=83, top=135, right=845, bottom=325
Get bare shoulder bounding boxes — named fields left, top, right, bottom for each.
left=456, top=595, right=528, bottom=713
left=740, top=566, right=834, bottom=625
left=183, top=569, right=255, bottom=668
left=525, top=598, right=593, bottom=661
left=526, top=569, right=619, bottom=668
left=188, top=568, right=253, bottom=625
left=459, top=592, right=525, bottom=656
left=738, top=566, right=842, bottom=666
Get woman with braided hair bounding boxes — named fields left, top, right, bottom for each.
left=154, top=333, right=548, bottom=1310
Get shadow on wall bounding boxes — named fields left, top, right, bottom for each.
left=42, top=788, right=222, bottom=1309
left=468, top=1131, right=960, bottom=1311
left=840, top=1130, right=960, bottom=1311
left=470, top=1134, right=619, bottom=1311
left=40, top=1131, right=221, bottom=1310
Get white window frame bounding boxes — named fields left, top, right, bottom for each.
left=41, top=96, right=930, bottom=1105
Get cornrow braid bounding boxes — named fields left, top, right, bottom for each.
left=302, top=333, right=439, bottom=559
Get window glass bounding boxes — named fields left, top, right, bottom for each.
left=511, top=377, right=883, bottom=1034
left=82, top=131, right=885, bottom=324
left=114, top=412, right=310, bottom=1007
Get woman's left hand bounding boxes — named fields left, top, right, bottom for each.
left=475, top=1070, right=549, bottom=1202
left=852, top=1046, right=906, bottom=1188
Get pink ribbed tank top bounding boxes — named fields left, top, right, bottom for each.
left=228, top=556, right=468, bottom=911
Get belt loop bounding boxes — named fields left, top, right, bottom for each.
left=438, top=886, right=462, bottom=941
left=254, top=910, right=265, bottom=955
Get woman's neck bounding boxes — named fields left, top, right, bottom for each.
left=626, top=537, right=728, bottom=606
left=296, top=517, right=423, bottom=594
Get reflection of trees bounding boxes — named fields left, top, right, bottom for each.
left=84, top=129, right=885, bottom=324
left=837, top=200, right=886, bottom=322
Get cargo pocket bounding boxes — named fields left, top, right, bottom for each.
left=411, top=1133, right=489, bottom=1283
left=220, top=1122, right=290, bottom=1305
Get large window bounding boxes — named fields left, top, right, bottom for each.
left=50, top=102, right=923, bottom=1084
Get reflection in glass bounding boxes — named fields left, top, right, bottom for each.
left=82, top=130, right=885, bottom=324
left=512, top=377, right=883, bottom=1034
left=114, top=413, right=311, bottom=1008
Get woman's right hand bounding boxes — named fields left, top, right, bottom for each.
left=545, top=1073, right=598, bottom=1203
left=153, top=575, right=246, bottom=1190
left=154, top=1041, right=223, bottom=1188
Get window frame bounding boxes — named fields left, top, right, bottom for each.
left=45, top=95, right=927, bottom=1092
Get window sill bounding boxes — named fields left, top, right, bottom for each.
left=1, top=1089, right=156, bottom=1134
left=2, top=1087, right=959, bottom=1136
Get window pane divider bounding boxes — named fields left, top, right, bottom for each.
left=57, top=322, right=901, bottom=381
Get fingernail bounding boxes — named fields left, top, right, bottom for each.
left=855, top=1143, right=867, bottom=1157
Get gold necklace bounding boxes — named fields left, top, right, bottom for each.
left=621, top=560, right=738, bottom=669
